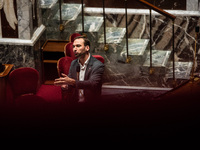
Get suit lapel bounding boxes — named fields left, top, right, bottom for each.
left=85, top=56, right=94, bottom=80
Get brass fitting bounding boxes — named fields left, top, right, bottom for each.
left=149, top=67, right=154, bottom=75
left=59, top=24, right=64, bottom=32
left=82, top=33, right=87, bottom=37
left=126, top=56, right=131, bottom=63
left=104, top=44, right=109, bottom=51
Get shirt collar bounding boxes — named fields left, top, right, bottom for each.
left=78, top=53, right=90, bottom=67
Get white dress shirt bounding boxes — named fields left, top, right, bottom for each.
left=78, top=54, right=90, bottom=102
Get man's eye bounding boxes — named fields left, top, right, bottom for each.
left=73, top=45, right=81, bottom=48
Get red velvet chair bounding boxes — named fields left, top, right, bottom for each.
left=57, top=56, right=73, bottom=77
left=92, top=55, right=105, bottom=64
left=8, top=67, right=62, bottom=106
left=8, top=67, right=47, bottom=106
left=64, top=42, right=76, bottom=60
left=8, top=67, right=39, bottom=99
left=36, top=84, right=62, bottom=103
left=56, top=56, right=74, bottom=102
left=69, top=33, right=81, bottom=43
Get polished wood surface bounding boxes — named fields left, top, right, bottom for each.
left=42, top=40, right=69, bottom=52
left=0, top=64, right=14, bottom=103
left=0, top=64, right=14, bottom=77
left=42, top=40, right=68, bottom=84
left=139, top=0, right=176, bottom=20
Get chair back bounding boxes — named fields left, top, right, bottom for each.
left=57, top=56, right=73, bottom=77
left=8, top=67, right=39, bottom=99
left=69, top=33, right=81, bottom=43
left=93, top=55, right=105, bottom=64
left=64, top=42, right=76, bottom=60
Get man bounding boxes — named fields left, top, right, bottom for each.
left=54, top=36, right=105, bottom=103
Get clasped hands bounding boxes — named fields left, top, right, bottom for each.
left=54, top=73, right=75, bottom=89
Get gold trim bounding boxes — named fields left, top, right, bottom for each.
left=0, top=64, right=14, bottom=77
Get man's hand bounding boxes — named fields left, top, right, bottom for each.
left=54, top=73, right=75, bottom=86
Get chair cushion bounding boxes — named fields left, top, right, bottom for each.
left=37, top=84, right=62, bottom=103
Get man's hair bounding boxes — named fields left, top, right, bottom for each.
left=74, top=36, right=90, bottom=47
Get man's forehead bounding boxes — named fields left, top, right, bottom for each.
left=74, top=38, right=84, bottom=44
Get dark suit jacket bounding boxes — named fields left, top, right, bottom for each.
left=67, top=55, right=105, bottom=102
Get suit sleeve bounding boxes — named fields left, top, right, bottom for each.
left=66, top=60, right=77, bottom=90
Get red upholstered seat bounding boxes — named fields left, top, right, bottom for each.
left=92, top=55, right=105, bottom=64
left=64, top=42, right=76, bottom=59
left=36, top=84, right=62, bottom=103
left=57, top=56, right=73, bottom=77
left=69, top=33, right=81, bottom=43
left=9, top=67, right=39, bottom=99
left=8, top=67, right=62, bottom=105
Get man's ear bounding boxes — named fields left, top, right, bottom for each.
left=85, top=45, right=90, bottom=52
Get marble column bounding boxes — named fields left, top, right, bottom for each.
left=187, top=0, right=199, bottom=11
left=17, top=0, right=33, bottom=39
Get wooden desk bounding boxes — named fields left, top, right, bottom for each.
left=41, top=40, right=68, bottom=84
left=42, top=40, right=69, bottom=52
left=0, top=64, right=14, bottom=104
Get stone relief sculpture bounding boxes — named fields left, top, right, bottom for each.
left=0, top=0, right=18, bottom=30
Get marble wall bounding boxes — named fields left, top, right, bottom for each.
left=1, top=0, right=200, bottom=89
left=0, top=0, right=45, bottom=83
left=106, top=13, right=200, bottom=61
left=83, top=4, right=200, bottom=88
left=187, top=0, right=200, bottom=11
left=0, top=25, right=46, bottom=83
left=37, top=0, right=200, bottom=88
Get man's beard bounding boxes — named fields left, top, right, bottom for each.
left=75, top=52, right=86, bottom=58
